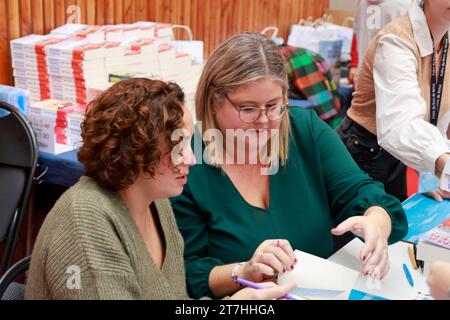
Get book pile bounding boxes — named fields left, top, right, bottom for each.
left=417, top=218, right=450, bottom=274
left=10, top=34, right=68, bottom=102
left=11, top=21, right=200, bottom=103
left=46, top=38, right=124, bottom=104
left=28, top=99, right=86, bottom=153
left=106, top=37, right=159, bottom=77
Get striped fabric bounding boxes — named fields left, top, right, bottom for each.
left=281, top=46, right=342, bottom=128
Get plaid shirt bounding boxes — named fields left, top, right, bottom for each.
left=281, top=46, right=342, bottom=128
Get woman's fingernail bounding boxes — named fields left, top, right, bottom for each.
left=291, top=265, right=294, bottom=270
left=294, top=258, right=298, bottom=263
left=283, top=268, right=286, bottom=273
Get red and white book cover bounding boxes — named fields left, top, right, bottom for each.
left=423, top=219, right=450, bottom=250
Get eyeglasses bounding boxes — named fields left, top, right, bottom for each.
left=225, top=94, right=288, bottom=123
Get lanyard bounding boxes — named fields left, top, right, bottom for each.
left=430, top=32, right=449, bottom=126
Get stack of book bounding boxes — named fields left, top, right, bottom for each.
left=10, top=34, right=67, bottom=102
left=65, top=110, right=85, bottom=147
left=101, top=22, right=172, bottom=43
left=11, top=21, right=204, bottom=126
left=417, top=218, right=450, bottom=274
left=28, top=99, right=86, bottom=153
left=86, top=82, right=111, bottom=102
left=50, top=24, right=104, bottom=42
left=157, top=43, right=178, bottom=79
left=105, top=38, right=159, bottom=77
left=51, top=22, right=174, bottom=104
left=46, top=38, right=124, bottom=104
left=133, top=21, right=173, bottom=41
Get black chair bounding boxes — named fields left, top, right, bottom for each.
left=0, top=255, right=30, bottom=300
left=0, top=102, right=38, bottom=275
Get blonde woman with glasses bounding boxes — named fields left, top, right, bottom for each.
left=171, top=32, right=408, bottom=299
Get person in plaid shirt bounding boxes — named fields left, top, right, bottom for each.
left=281, top=46, right=342, bottom=128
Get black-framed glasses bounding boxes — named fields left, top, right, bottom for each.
left=225, top=94, right=288, bottom=123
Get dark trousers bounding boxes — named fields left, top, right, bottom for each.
left=336, top=116, right=407, bottom=202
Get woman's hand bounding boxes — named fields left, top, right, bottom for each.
left=427, top=153, right=450, bottom=202
left=427, top=261, right=450, bottom=300
left=424, top=189, right=450, bottom=202
left=426, top=160, right=450, bottom=201
left=331, top=206, right=392, bottom=280
left=238, top=239, right=297, bottom=283
left=230, top=282, right=296, bottom=300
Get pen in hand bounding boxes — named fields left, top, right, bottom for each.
left=236, top=277, right=300, bottom=300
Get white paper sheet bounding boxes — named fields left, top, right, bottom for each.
left=278, top=249, right=359, bottom=300
left=328, top=239, right=430, bottom=300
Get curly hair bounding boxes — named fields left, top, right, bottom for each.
left=78, top=78, right=185, bottom=191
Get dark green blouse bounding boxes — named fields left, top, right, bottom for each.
left=171, top=107, right=408, bottom=299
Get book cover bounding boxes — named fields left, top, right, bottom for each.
left=402, top=193, right=450, bottom=243
left=422, top=218, right=450, bottom=249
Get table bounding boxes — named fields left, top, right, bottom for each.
left=38, top=150, right=84, bottom=187
left=329, top=238, right=429, bottom=300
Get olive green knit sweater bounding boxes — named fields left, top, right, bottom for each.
left=25, top=176, right=190, bottom=300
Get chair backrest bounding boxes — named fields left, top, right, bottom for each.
left=0, top=255, right=31, bottom=300
left=0, top=102, right=38, bottom=274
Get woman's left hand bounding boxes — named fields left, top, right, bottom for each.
left=331, top=206, right=392, bottom=280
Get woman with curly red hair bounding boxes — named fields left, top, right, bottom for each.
left=25, top=78, right=294, bottom=300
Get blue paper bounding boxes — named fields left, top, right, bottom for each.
left=348, top=289, right=388, bottom=300
left=402, top=193, right=450, bottom=243
left=290, top=287, right=345, bottom=298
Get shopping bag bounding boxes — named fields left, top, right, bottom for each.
left=170, top=25, right=204, bottom=65
left=287, top=15, right=353, bottom=61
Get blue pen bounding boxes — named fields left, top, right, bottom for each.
left=403, top=263, right=414, bottom=287
left=236, top=277, right=300, bottom=300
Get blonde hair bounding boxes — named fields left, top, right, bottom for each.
left=195, top=32, right=290, bottom=167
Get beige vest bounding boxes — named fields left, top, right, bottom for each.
left=347, top=14, right=450, bottom=136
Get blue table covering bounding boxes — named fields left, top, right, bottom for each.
left=39, top=150, right=84, bottom=188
